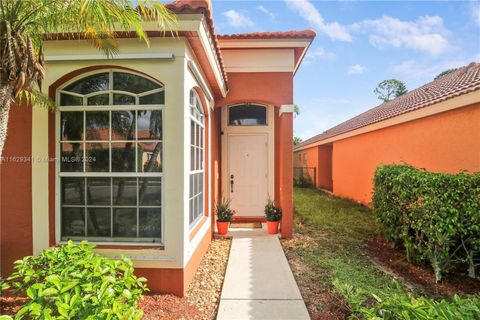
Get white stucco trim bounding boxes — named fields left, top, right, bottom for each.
left=32, top=107, right=50, bottom=255
left=221, top=49, right=295, bottom=73
left=184, top=217, right=210, bottom=266
left=187, top=60, right=214, bottom=104
left=218, top=39, right=312, bottom=49
left=197, top=19, right=228, bottom=97
left=45, top=53, right=174, bottom=62
left=34, top=37, right=189, bottom=269
left=280, top=104, right=295, bottom=115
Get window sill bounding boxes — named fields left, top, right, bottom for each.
left=58, top=241, right=164, bottom=250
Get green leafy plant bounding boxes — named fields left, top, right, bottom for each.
left=215, top=198, right=235, bottom=222
left=264, top=199, right=282, bottom=222
left=372, top=165, right=480, bottom=282
left=6, top=240, right=147, bottom=319
left=360, top=291, right=480, bottom=320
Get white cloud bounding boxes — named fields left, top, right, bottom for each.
left=256, top=6, right=276, bottom=20
left=222, top=9, right=254, bottom=28
left=348, top=64, right=367, bottom=74
left=355, top=15, right=450, bottom=55
left=304, top=46, right=336, bottom=64
left=391, top=58, right=470, bottom=86
left=284, top=0, right=352, bottom=42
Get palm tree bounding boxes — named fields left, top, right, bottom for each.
left=0, top=0, right=176, bottom=159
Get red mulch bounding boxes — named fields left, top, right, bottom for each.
left=367, top=236, right=480, bottom=296
left=0, top=293, right=200, bottom=319
left=139, top=294, right=200, bottom=320
left=0, top=292, right=28, bottom=316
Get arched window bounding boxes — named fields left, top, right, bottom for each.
left=58, top=70, right=164, bottom=244
left=189, top=90, right=205, bottom=227
left=228, top=104, right=267, bottom=126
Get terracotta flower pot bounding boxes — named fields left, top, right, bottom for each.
left=217, top=221, right=230, bottom=235
left=266, top=221, right=280, bottom=234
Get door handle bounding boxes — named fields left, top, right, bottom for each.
left=230, top=174, right=234, bottom=193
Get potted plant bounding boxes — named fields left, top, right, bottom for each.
left=264, top=200, right=282, bottom=234
left=215, top=198, right=235, bottom=235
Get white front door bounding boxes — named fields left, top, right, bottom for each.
left=228, top=134, right=268, bottom=217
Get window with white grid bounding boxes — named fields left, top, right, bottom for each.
left=189, top=90, right=205, bottom=227
left=58, top=70, right=164, bottom=244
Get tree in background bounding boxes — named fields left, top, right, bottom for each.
left=293, top=136, right=303, bottom=145
left=293, top=104, right=302, bottom=145
left=0, top=0, right=176, bottom=159
left=374, top=79, right=408, bottom=102
left=293, top=104, right=300, bottom=117
left=434, top=68, right=459, bottom=80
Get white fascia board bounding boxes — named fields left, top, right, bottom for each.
left=197, top=19, right=228, bottom=97
left=188, top=60, right=214, bottom=105
left=280, top=104, right=295, bottom=115
left=225, top=66, right=294, bottom=72
left=45, top=53, right=174, bottom=62
left=218, top=39, right=312, bottom=49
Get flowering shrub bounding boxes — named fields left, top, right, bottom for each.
left=373, top=165, right=480, bottom=282
left=4, top=241, right=147, bottom=319
left=264, top=200, right=282, bottom=222
left=216, top=198, right=235, bottom=222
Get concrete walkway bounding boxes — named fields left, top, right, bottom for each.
left=216, top=226, right=310, bottom=320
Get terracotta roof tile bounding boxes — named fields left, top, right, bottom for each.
left=295, top=62, right=480, bottom=149
left=165, top=0, right=228, bottom=84
left=217, top=30, right=317, bottom=40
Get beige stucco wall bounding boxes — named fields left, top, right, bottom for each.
left=34, top=37, right=196, bottom=269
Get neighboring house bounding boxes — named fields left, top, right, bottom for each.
left=294, top=63, right=480, bottom=204
left=0, top=0, right=315, bottom=296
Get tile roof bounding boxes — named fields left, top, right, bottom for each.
left=165, top=0, right=228, bottom=84
left=217, top=30, right=317, bottom=40
left=295, top=62, right=480, bottom=150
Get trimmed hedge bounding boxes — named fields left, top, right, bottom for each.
left=372, top=165, right=480, bottom=282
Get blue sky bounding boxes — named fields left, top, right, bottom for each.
left=210, top=0, right=480, bottom=140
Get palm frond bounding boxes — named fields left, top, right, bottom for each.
left=17, top=89, right=55, bottom=111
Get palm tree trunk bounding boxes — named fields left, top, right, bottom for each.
left=0, top=84, right=14, bottom=161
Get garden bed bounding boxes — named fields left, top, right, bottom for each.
left=0, top=238, right=231, bottom=319
left=284, top=188, right=479, bottom=319
left=367, top=236, right=480, bottom=296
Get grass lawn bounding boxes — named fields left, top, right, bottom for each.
left=283, top=187, right=480, bottom=320
left=283, top=188, right=409, bottom=319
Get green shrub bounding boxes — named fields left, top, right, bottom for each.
left=372, top=165, right=480, bottom=282
left=5, top=241, right=147, bottom=319
left=294, top=172, right=314, bottom=188
left=360, top=292, right=480, bottom=320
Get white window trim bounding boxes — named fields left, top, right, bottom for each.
left=227, top=103, right=268, bottom=126
left=55, top=69, right=165, bottom=246
left=189, top=91, right=206, bottom=229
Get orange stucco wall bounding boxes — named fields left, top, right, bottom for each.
left=293, top=145, right=318, bottom=184
left=331, top=103, right=480, bottom=205
left=135, top=226, right=211, bottom=297
left=210, top=107, right=221, bottom=232
left=0, top=104, right=33, bottom=276
left=293, top=145, right=332, bottom=190
left=317, top=145, right=333, bottom=190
